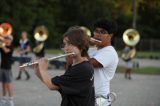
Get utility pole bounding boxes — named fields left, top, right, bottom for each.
left=132, top=0, right=137, bottom=29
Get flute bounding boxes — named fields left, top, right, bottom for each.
left=20, top=52, right=75, bottom=68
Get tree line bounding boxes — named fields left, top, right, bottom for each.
left=0, top=0, right=160, bottom=48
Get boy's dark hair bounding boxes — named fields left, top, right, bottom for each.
left=93, top=18, right=118, bottom=35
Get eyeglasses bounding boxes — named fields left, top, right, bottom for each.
left=93, top=29, right=108, bottom=35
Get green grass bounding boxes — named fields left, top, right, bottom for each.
left=46, top=49, right=63, bottom=54
left=117, top=66, right=160, bottom=75
left=118, top=51, right=160, bottom=59
left=136, top=51, right=160, bottom=59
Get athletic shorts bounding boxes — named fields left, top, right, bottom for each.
left=0, top=68, right=13, bottom=83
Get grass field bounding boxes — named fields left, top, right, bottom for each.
left=117, top=66, right=160, bottom=75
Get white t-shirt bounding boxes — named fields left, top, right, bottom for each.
left=88, top=46, right=119, bottom=97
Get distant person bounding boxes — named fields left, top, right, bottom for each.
left=33, top=41, right=45, bottom=59
left=16, top=31, right=31, bottom=80
left=122, top=45, right=136, bottom=80
left=0, top=35, right=14, bottom=106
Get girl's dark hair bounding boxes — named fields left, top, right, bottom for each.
left=63, top=26, right=89, bottom=57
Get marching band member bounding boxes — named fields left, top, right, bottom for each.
left=33, top=41, right=45, bottom=59
left=16, top=31, right=31, bottom=80
left=0, top=35, right=14, bottom=106
left=34, top=26, right=95, bottom=106
left=122, top=45, right=136, bottom=80
left=89, top=18, right=119, bottom=106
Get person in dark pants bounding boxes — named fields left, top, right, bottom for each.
left=34, top=26, right=95, bottom=106
left=16, top=31, right=31, bottom=80
left=0, top=35, right=14, bottom=106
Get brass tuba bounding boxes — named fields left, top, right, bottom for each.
left=0, top=22, right=13, bottom=47
left=33, top=25, right=48, bottom=53
left=122, top=28, right=140, bottom=61
left=123, top=28, right=140, bottom=46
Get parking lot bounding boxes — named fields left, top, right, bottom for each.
left=1, top=55, right=160, bottom=106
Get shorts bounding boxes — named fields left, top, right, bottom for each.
left=0, top=68, right=13, bottom=83
left=126, top=60, right=133, bottom=68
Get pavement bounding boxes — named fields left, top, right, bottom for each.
left=0, top=54, right=160, bottom=106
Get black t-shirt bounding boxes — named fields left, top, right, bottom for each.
left=52, top=61, right=95, bottom=106
left=0, top=45, right=13, bottom=69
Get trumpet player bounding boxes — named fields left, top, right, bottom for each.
left=122, top=45, right=136, bottom=80
left=89, top=18, right=118, bottom=106
left=0, top=35, right=14, bottom=106
left=15, top=31, right=31, bottom=80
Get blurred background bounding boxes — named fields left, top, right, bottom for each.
left=0, top=0, right=160, bottom=106
left=0, top=0, right=160, bottom=51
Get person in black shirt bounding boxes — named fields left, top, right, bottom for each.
left=34, top=26, right=95, bottom=106
left=0, top=35, right=14, bottom=106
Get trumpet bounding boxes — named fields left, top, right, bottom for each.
left=20, top=52, right=75, bottom=68
left=90, top=37, right=102, bottom=43
left=79, top=26, right=102, bottom=43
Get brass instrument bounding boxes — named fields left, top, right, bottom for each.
left=0, top=22, right=13, bottom=47
left=20, top=52, right=75, bottom=67
left=33, top=42, right=44, bottom=53
left=122, top=28, right=140, bottom=61
left=33, top=25, right=48, bottom=53
left=0, top=22, right=12, bottom=37
left=123, top=28, right=140, bottom=46
left=80, top=26, right=91, bottom=37
left=80, top=26, right=101, bottom=43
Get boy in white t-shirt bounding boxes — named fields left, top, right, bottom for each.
left=89, top=18, right=119, bottom=106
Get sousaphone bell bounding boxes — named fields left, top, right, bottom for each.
left=123, top=28, right=140, bottom=46
left=122, top=28, right=140, bottom=61
left=0, top=22, right=13, bottom=47
left=33, top=25, right=48, bottom=53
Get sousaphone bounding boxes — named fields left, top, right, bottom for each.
left=123, top=28, right=140, bottom=46
left=122, top=28, right=140, bottom=61
left=0, top=22, right=13, bottom=47
left=34, top=25, right=48, bottom=42
left=33, top=25, right=48, bottom=53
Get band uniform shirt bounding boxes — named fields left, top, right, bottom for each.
left=52, top=61, right=95, bottom=106
left=88, top=46, right=119, bottom=97
left=0, top=45, right=13, bottom=69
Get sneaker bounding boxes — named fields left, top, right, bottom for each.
left=16, top=76, right=21, bottom=80
left=8, top=100, right=14, bottom=106
left=26, top=76, right=30, bottom=80
left=0, top=98, right=7, bottom=106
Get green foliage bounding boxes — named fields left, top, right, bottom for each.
left=0, top=0, right=160, bottom=48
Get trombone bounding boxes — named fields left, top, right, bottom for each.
left=20, top=52, right=75, bottom=68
